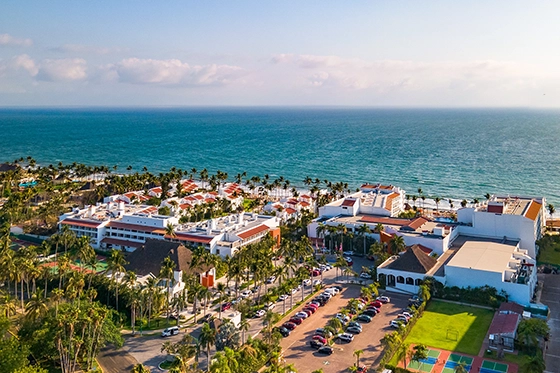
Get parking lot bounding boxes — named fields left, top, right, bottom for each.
left=280, top=287, right=409, bottom=372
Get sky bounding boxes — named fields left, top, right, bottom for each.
left=0, top=1, right=559, bottom=107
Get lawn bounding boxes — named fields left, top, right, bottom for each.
left=405, top=300, right=494, bottom=355
left=536, top=234, right=560, bottom=265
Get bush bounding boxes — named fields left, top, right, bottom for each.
left=385, top=364, right=414, bottom=373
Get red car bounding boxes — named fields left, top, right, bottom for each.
left=370, top=301, right=382, bottom=308
left=220, top=302, right=231, bottom=311
left=306, top=303, right=319, bottom=309
left=283, top=322, right=297, bottom=330
left=311, top=270, right=321, bottom=277
left=300, top=309, right=313, bottom=317
left=303, top=307, right=316, bottom=314
left=289, top=317, right=303, bottom=325
left=312, top=335, right=327, bottom=344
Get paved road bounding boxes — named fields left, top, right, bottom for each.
left=280, top=288, right=409, bottom=373
left=539, top=273, right=560, bottom=373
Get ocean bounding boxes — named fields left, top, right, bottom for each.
left=1, top=107, right=560, bottom=205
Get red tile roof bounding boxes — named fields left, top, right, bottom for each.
left=524, top=201, right=542, bottom=221
left=193, top=195, right=204, bottom=200
left=150, top=187, right=162, bottom=193
left=139, top=206, right=158, bottom=214
left=499, top=302, right=524, bottom=315
left=405, top=217, right=428, bottom=230
left=179, top=203, right=192, bottom=210
left=285, top=208, right=297, bottom=214
left=300, top=201, right=310, bottom=207
left=167, top=233, right=213, bottom=244
left=415, top=244, right=433, bottom=254
left=205, top=198, right=216, bottom=203
left=384, top=192, right=399, bottom=210
left=101, top=237, right=144, bottom=248
left=61, top=219, right=103, bottom=229
left=359, top=215, right=411, bottom=226
left=341, top=199, right=356, bottom=207
left=301, top=195, right=311, bottom=199
left=287, top=199, right=299, bottom=205
left=489, top=313, right=520, bottom=335
left=238, top=224, right=269, bottom=240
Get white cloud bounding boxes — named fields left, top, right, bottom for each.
left=36, top=58, right=87, bottom=82
left=11, top=54, right=38, bottom=76
left=107, top=58, right=245, bottom=86
left=271, top=53, right=544, bottom=92
left=50, top=44, right=129, bottom=55
left=0, top=33, right=33, bottom=47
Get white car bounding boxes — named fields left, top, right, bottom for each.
left=254, top=309, right=266, bottom=318
left=320, top=292, right=332, bottom=299
left=161, top=326, right=179, bottom=337
left=295, top=312, right=309, bottom=319
left=278, top=294, right=289, bottom=301
left=325, top=287, right=340, bottom=294
left=345, top=251, right=355, bottom=256
left=266, top=276, right=276, bottom=284
left=290, top=288, right=298, bottom=295
left=240, top=290, right=252, bottom=298
left=313, top=279, right=322, bottom=286
left=335, top=313, right=350, bottom=323
left=377, top=296, right=391, bottom=303
left=302, top=279, right=312, bottom=286
left=336, top=333, right=354, bottom=342
left=360, top=272, right=372, bottom=279
left=266, top=302, right=276, bottom=310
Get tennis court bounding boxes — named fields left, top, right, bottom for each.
left=442, top=353, right=474, bottom=373
left=480, top=360, right=508, bottom=373
left=407, top=349, right=440, bottom=372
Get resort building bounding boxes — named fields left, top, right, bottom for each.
left=377, top=235, right=537, bottom=306
left=457, top=195, right=546, bottom=259
left=319, top=184, right=405, bottom=218
left=487, top=302, right=525, bottom=351
left=59, top=202, right=280, bottom=257
left=263, top=194, right=315, bottom=221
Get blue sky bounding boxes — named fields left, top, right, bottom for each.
left=1, top=1, right=559, bottom=106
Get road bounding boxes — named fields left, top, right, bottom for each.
left=539, top=273, right=560, bottom=373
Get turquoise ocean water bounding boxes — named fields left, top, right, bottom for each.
left=1, top=107, right=560, bottom=204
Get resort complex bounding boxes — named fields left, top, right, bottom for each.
left=0, top=160, right=556, bottom=373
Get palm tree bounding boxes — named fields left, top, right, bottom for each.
left=388, top=235, right=406, bottom=255
left=461, top=199, right=468, bottom=208
left=434, top=197, right=441, bottom=213
left=547, top=203, right=555, bottom=230
left=106, top=249, right=127, bottom=312
left=239, top=317, right=251, bottom=344
left=353, top=349, right=364, bottom=367
left=328, top=317, right=343, bottom=334
left=159, top=256, right=176, bottom=324
left=454, top=362, right=468, bottom=373
left=165, top=223, right=177, bottom=238
left=356, top=224, right=371, bottom=256
left=199, top=322, right=217, bottom=370
left=523, top=355, right=546, bottom=373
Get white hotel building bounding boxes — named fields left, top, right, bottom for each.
left=59, top=201, right=280, bottom=257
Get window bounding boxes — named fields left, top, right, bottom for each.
left=406, top=277, right=414, bottom=285
left=397, top=276, right=404, bottom=284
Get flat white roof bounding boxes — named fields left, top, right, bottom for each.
left=447, top=237, right=519, bottom=273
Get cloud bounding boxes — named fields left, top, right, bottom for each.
left=11, top=54, right=38, bottom=76
left=49, top=44, right=129, bottom=55
left=271, top=53, right=542, bottom=92
left=36, top=58, right=88, bottom=82
left=105, top=58, right=245, bottom=86
left=0, top=33, right=33, bottom=47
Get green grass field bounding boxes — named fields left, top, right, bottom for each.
left=536, top=235, right=560, bottom=265
left=405, top=300, right=494, bottom=356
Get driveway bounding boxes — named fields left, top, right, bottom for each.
left=539, top=273, right=560, bottom=373
left=97, top=345, right=139, bottom=373
left=280, top=286, right=409, bottom=373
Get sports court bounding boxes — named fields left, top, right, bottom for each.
left=480, top=360, right=509, bottom=373
left=442, top=353, right=473, bottom=373
left=407, top=349, right=441, bottom=372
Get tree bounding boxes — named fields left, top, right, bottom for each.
left=106, top=249, right=127, bottom=312
left=388, top=235, right=405, bottom=255
left=215, top=319, right=240, bottom=351
left=517, top=318, right=549, bottom=353
left=523, top=355, right=546, bottom=373
left=454, top=362, right=468, bottom=373
left=412, top=344, right=428, bottom=365
left=547, top=203, right=555, bottom=230
left=131, top=364, right=151, bottom=373
left=159, top=256, right=176, bottom=324
left=161, top=334, right=197, bottom=373
left=353, top=349, right=364, bottom=367
left=199, top=322, right=217, bottom=369
left=356, top=224, right=371, bottom=256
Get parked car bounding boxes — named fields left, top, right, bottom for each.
left=266, top=276, right=276, bottom=284
left=362, top=310, right=377, bottom=317
left=325, top=287, right=340, bottom=294
left=370, top=301, right=383, bottom=308
left=397, top=313, right=412, bottom=320
left=300, top=309, right=313, bottom=317
left=220, top=302, right=231, bottom=311
left=312, top=279, right=322, bottom=286
left=311, top=270, right=321, bottom=277
left=303, top=307, right=317, bottom=314
left=344, top=257, right=353, bottom=265
left=315, top=328, right=333, bottom=338
left=360, top=272, right=372, bottom=279
left=357, top=314, right=372, bottom=323
left=345, top=251, right=355, bottom=256
left=336, top=333, right=354, bottom=342
left=278, top=294, right=289, bottom=301
left=335, top=313, right=350, bottom=323
left=283, top=322, right=297, bottom=330
left=346, top=326, right=362, bottom=334
left=240, top=290, right=252, bottom=298
left=265, top=302, right=276, bottom=311
left=390, top=320, right=403, bottom=328
left=366, top=306, right=380, bottom=313
left=333, top=285, right=343, bottom=291
left=302, top=279, right=312, bottom=286
left=376, top=296, right=391, bottom=303
left=289, top=317, right=303, bottom=325
left=254, top=309, right=266, bottom=318
left=295, top=311, right=309, bottom=319
left=348, top=321, right=362, bottom=329
left=161, top=326, right=180, bottom=337
left=357, top=365, right=368, bottom=372
left=317, top=345, right=334, bottom=355
left=309, top=340, right=324, bottom=349
left=290, top=288, right=298, bottom=294
left=312, top=335, right=327, bottom=344
left=274, top=326, right=291, bottom=337
left=395, top=316, right=409, bottom=324
left=307, top=302, right=320, bottom=309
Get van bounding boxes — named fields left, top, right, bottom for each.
left=161, top=326, right=180, bottom=337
